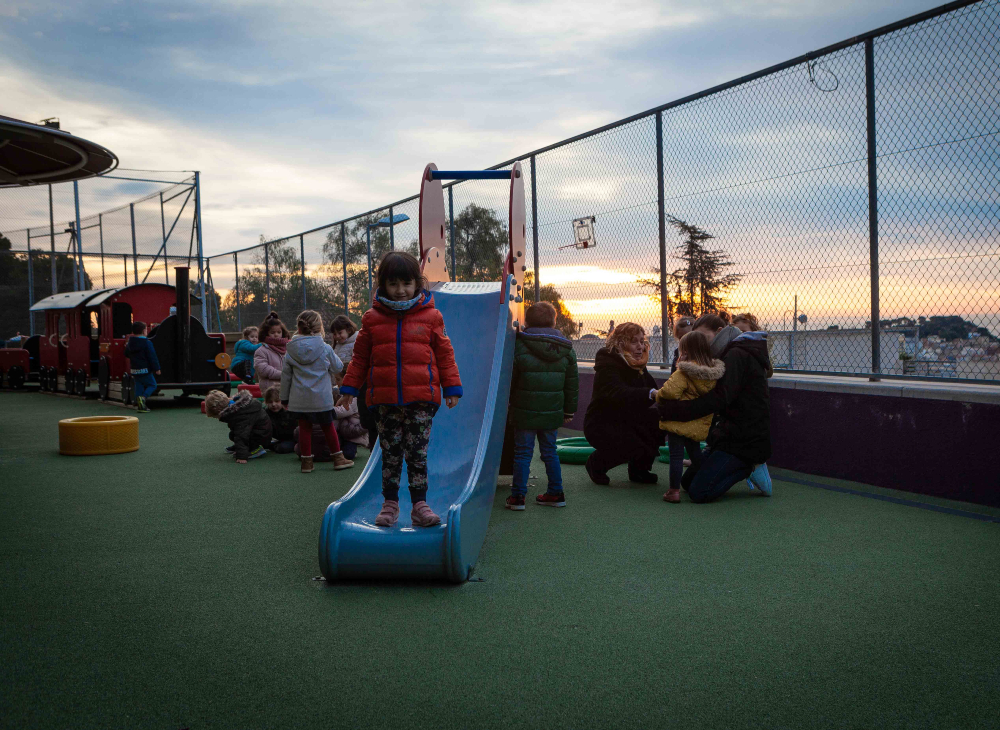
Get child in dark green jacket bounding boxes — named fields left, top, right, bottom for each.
left=506, top=302, right=579, bottom=510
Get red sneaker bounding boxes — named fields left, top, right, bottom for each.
left=663, top=489, right=681, bottom=503
left=535, top=492, right=566, bottom=507
left=505, top=495, right=525, bottom=511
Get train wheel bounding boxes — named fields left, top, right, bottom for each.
left=76, top=369, right=88, bottom=396
left=7, top=365, right=25, bottom=390
left=47, top=367, right=57, bottom=392
left=65, top=370, right=77, bottom=395
left=98, top=359, right=110, bottom=400
left=39, top=367, right=48, bottom=391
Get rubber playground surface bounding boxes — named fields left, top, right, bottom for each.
left=2, top=392, right=998, bottom=730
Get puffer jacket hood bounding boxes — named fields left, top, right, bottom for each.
left=219, top=389, right=256, bottom=421
left=677, top=359, right=726, bottom=381
left=518, top=327, right=572, bottom=363
left=286, top=334, right=327, bottom=365
left=725, top=332, right=772, bottom=373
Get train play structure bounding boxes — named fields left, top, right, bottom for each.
left=0, top=267, right=231, bottom=402
left=318, top=163, right=526, bottom=583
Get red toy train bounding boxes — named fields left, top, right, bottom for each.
left=1, top=267, right=232, bottom=403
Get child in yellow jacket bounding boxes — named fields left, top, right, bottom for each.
left=655, top=331, right=725, bottom=503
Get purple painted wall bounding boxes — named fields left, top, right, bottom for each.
left=567, top=370, right=1000, bottom=507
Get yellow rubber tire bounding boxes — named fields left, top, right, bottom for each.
left=58, top=415, right=139, bottom=456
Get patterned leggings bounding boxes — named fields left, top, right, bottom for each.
left=376, top=402, right=438, bottom=503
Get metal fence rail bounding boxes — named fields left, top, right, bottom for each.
left=3, top=0, right=998, bottom=383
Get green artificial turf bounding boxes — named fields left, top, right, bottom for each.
left=1, top=391, right=999, bottom=730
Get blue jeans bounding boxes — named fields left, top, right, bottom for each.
left=512, top=429, right=562, bottom=496
left=133, top=373, right=157, bottom=400
left=682, top=448, right=754, bottom=503
left=668, top=432, right=703, bottom=490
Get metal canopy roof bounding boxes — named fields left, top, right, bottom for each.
left=0, top=115, right=118, bottom=187
left=29, top=288, right=117, bottom=312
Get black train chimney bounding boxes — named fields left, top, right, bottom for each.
left=175, top=267, right=191, bottom=382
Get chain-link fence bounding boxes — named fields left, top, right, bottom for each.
left=4, top=0, right=997, bottom=382
left=1, top=171, right=203, bottom=336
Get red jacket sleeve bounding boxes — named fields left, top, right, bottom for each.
left=432, top=311, right=463, bottom=397
left=340, top=317, right=372, bottom=396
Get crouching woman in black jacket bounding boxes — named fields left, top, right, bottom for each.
left=584, top=323, right=664, bottom=485
left=655, top=331, right=771, bottom=502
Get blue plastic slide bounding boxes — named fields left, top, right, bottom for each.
left=318, top=279, right=517, bottom=582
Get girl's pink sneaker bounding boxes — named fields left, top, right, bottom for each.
left=375, top=500, right=399, bottom=527
left=411, top=501, right=440, bottom=527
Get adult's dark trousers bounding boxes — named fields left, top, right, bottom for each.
left=585, top=419, right=664, bottom=475
left=681, top=448, right=753, bottom=503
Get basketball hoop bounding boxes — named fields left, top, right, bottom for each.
left=559, top=216, right=596, bottom=251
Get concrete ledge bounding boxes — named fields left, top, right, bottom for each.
left=575, top=363, right=1000, bottom=405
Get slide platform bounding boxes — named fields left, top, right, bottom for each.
left=318, top=278, right=517, bottom=582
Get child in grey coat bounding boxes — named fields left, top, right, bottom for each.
left=280, top=310, right=353, bottom=473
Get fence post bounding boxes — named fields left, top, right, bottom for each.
left=389, top=206, right=394, bottom=250
left=98, top=213, right=106, bottom=288
left=656, top=111, right=669, bottom=368
left=448, top=186, right=456, bottom=278
left=160, top=191, right=169, bottom=285
left=531, top=156, right=539, bottom=304
left=26, top=230, right=34, bottom=335
left=264, top=241, right=271, bottom=312
left=300, top=234, right=307, bottom=309
left=195, top=171, right=207, bottom=328
left=48, top=184, right=57, bottom=295
left=73, top=180, right=83, bottom=290
left=341, top=223, right=349, bottom=315
left=130, top=203, right=138, bottom=285
left=123, top=254, right=128, bottom=287
left=234, top=252, right=241, bottom=331
left=865, top=38, right=881, bottom=381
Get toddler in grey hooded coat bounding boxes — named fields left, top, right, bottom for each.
left=280, top=309, right=353, bottom=473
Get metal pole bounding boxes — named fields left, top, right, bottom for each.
left=73, top=180, right=84, bottom=289
left=865, top=38, right=881, bottom=381
left=656, top=111, right=669, bottom=368
left=792, top=295, right=797, bottom=369
left=264, top=242, right=271, bottom=312
left=130, top=203, right=138, bottom=285
left=299, top=234, right=307, bottom=309
left=531, top=156, right=539, bottom=304
left=98, top=213, right=106, bottom=288
left=195, top=171, right=208, bottom=328
left=448, top=186, right=456, bottom=278
left=26, top=230, right=35, bottom=335
left=340, top=223, right=349, bottom=315
left=365, top=226, right=373, bottom=298
left=123, top=254, right=128, bottom=287
left=234, top=252, right=241, bottom=331
left=389, top=206, right=395, bottom=250
left=48, top=184, right=57, bottom=295
left=160, top=191, right=169, bottom=285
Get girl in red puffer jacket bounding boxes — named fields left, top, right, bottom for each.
left=337, top=251, right=462, bottom=529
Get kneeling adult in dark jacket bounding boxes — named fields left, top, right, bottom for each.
left=584, top=323, right=664, bottom=484
left=655, top=331, right=771, bottom=502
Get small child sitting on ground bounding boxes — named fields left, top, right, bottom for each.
left=655, top=331, right=725, bottom=503
left=231, top=326, right=261, bottom=383
left=205, top=389, right=272, bottom=464
left=505, top=301, right=579, bottom=510
left=263, top=386, right=296, bottom=453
